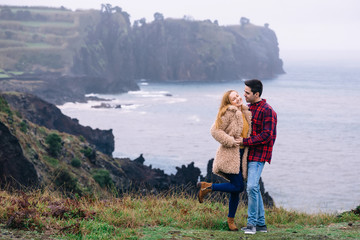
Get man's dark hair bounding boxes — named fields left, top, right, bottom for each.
left=244, top=79, right=263, bottom=97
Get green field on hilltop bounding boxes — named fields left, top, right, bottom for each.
left=0, top=5, right=94, bottom=72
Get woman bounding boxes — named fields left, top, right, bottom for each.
left=197, top=90, right=251, bottom=231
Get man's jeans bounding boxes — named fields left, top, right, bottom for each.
left=246, top=161, right=265, bottom=226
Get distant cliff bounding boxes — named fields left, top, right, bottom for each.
left=133, top=19, right=284, bottom=81
left=0, top=5, right=284, bottom=104
left=74, top=9, right=284, bottom=83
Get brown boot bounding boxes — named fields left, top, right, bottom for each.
left=227, top=217, right=238, bottom=231
left=197, top=182, right=212, bottom=203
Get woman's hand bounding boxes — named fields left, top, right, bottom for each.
left=234, top=137, right=243, bottom=146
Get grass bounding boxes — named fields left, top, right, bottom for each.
left=7, top=71, right=23, bottom=75
left=0, top=7, right=80, bottom=70
left=25, top=42, right=55, bottom=48
left=0, top=73, right=10, bottom=78
left=0, top=20, right=75, bottom=28
left=0, top=189, right=359, bottom=239
left=9, top=7, right=71, bottom=14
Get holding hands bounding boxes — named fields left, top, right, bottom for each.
left=234, top=137, right=243, bottom=146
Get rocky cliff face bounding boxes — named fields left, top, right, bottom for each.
left=75, top=16, right=284, bottom=84
left=71, top=8, right=139, bottom=94
left=133, top=20, right=284, bottom=81
left=1, top=92, right=114, bottom=156
left=70, top=8, right=284, bottom=88
left=0, top=121, right=38, bottom=188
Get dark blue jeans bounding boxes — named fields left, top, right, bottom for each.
left=211, top=149, right=244, bottom=218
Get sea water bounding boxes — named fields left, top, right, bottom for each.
left=59, top=52, right=360, bottom=213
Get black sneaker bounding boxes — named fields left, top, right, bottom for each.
left=243, top=225, right=256, bottom=234
left=256, top=225, right=267, bottom=233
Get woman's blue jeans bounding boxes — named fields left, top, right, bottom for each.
left=211, top=149, right=244, bottom=218
left=246, top=161, right=265, bottom=227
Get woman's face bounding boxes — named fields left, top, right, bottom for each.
left=229, top=91, right=243, bottom=107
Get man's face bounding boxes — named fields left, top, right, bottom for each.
left=244, top=86, right=257, bottom=103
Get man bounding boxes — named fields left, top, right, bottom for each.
left=240, top=79, right=277, bottom=235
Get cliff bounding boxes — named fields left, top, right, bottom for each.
left=0, top=5, right=284, bottom=105
left=133, top=19, right=284, bottom=81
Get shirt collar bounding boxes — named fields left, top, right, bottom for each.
left=249, top=98, right=266, bottom=106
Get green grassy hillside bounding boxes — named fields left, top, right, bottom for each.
left=0, top=6, right=99, bottom=73
left=0, top=93, right=120, bottom=195
left=0, top=190, right=359, bottom=239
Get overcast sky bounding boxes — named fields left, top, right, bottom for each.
left=2, top=0, right=360, bottom=56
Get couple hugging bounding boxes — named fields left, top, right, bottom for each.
left=197, top=79, right=277, bottom=235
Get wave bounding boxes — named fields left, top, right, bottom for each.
left=128, top=90, right=172, bottom=98
left=187, top=115, right=201, bottom=123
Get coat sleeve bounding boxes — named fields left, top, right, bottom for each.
left=243, top=107, right=276, bottom=146
left=210, top=112, right=236, bottom=148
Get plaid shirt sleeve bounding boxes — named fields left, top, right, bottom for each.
left=243, top=100, right=277, bottom=163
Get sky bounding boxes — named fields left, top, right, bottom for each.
left=2, top=0, right=360, bottom=56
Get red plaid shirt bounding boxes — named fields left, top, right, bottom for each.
left=243, top=99, right=277, bottom=163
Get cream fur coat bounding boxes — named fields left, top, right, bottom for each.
left=210, top=104, right=252, bottom=181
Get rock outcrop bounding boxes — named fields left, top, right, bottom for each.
left=1, top=92, right=114, bottom=156
left=0, top=121, right=38, bottom=188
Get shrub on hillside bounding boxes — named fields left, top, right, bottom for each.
left=19, top=120, right=28, bottom=133
left=54, top=167, right=81, bottom=195
left=71, top=157, right=81, bottom=168
left=45, top=133, right=62, bottom=157
left=44, top=155, right=59, bottom=167
left=0, top=96, right=12, bottom=116
left=92, top=169, right=113, bottom=188
left=81, top=146, right=96, bottom=160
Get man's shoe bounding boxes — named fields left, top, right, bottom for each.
left=243, top=225, right=256, bottom=235
left=256, top=225, right=267, bottom=233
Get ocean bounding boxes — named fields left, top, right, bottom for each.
left=59, top=51, right=360, bottom=213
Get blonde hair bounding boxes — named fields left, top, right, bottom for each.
left=214, top=90, right=236, bottom=129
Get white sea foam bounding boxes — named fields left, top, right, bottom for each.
left=187, top=115, right=201, bottom=123
left=165, top=98, right=187, bottom=104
